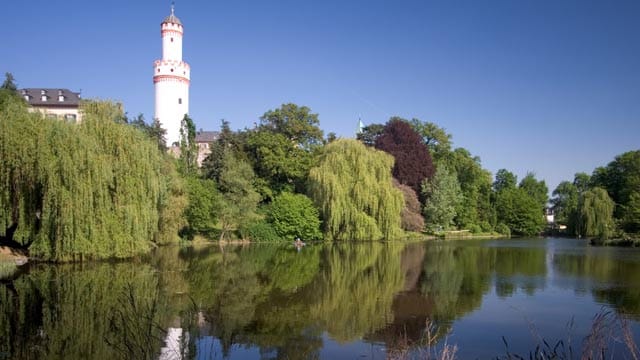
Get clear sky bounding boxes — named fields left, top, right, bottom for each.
left=4, top=0, right=639, bottom=193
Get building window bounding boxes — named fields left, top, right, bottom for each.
left=64, top=114, right=77, bottom=123
left=58, top=95, right=65, bottom=102
left=170, top=68, right=174, bottom=72
left=41, top=95, right=47, bottom=101
left=178, top=98, right=182, bottom=104
left=24, top=95, right=30, bottom=101
left=171, top=37, right=174, bottom=42
left=40, top=90, right=46, bottom=95
left=46, top=114, right=57, bottom=119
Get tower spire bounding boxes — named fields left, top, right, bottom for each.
left=171, top=2, right=175, bottom=16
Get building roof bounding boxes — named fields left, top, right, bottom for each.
left=163, top=5, right=182, bottom=25
left=195, top=131, right=218, bottom=143
left=20, top=88, right=81, bottom=107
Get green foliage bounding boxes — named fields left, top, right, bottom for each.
left=495, top=223, right=511, bottom=236
left=184, top=177, right=219, bottom=234
left=591, top=150, right=640, bottom=232
left=266, top=192, right=322, bottom=241
left=259, top=103, right=324, bottom=148
left=1, top=73, right=17, bottom=92
left=409, top=118, right=452, bottom=161
left=246, top=130, right=314, bottom=196
left=551, top=180, right=580, bottom=235
left=179, top=114, right=198, bottom=175
left=308, top=139, right=404, bottom=241
left=495, top=188, right=545, bottom=236
left=356, top=123, right=385, bottom=147
left=129, top=114, right=167, bottom=152
left=442, top=148, right=494, bottom=230
left=217, top=151, right=261, bottom=240
left=239, top=220, right=283, bottom=242
left=0, top=97, right=178, bottom=260
left=493, top=169, right=518, bottom=192
left=422, top=165, right=463, bottom=231
left=579, top=187, right=615, bottom=240
left=518, top=172, right=548, bottom=211
left=155, top=158, right=187, bottom=245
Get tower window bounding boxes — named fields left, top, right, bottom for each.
left=171, top=37, right=174, bottom=42
left=178, top=98, right=182, bottom=104
left=170, top=68, right=174, bottom=72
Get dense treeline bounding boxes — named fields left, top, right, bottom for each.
left=0, top=87, right=184, bottom=261
left=3, top=71, right=638, bottom=251
left=551, top=150, right=640, bottom=242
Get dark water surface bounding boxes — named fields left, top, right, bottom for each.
left=1, top=237, right=640, bottom=359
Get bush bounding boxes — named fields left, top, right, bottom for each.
left=495, top=223, right=511, bottom=237
left=267, top=192, right=323, bottom=241
left=239, top=220, right=282, bottom=242
left=469, top=224, right=482, bottom=234
left=480, top=221, right=493, bottom=233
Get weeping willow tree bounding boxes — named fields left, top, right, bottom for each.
left=0, top=95, right=183, bottom=261
left=308, top=139, right=404, bottom=241
left=579, top=187, right=615, bottom=240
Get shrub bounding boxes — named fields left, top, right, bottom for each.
left=469, top=224, right=482, bottom=234
left=239, top=220, right=282, bottom=242
left=495, top=223, right=511, bottom=237
left=267, top=192, right=322, bottom=241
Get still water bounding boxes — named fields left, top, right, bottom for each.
left=1, top=237, right=640, bottom=359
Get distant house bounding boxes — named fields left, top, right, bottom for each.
left=195, top=130, right=218, bottom=166
left=20, top=88, right=82, bottom=122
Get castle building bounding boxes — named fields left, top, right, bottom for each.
left=19, top=88, right=82, bottom=122
left=154, top=4, right=190, bottom=146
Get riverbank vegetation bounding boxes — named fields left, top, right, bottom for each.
left=2, top=72, right=639, bottom=260
left=550, top=150, right=640, bottom=244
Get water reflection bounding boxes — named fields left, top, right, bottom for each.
left=1, top=239, right=640, bottom=359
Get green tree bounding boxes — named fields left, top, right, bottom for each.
left=179, top=114, right=198, bottom=175
left=444, top=148, right=494, bottom=230
left=495, top=188, right=545, bottom=236
left=246, top=104, right=323, bottom=197
left=308, top=139, right=404, bottom=241
left=246, top=130, right=314, bottom=197
left=422, top=165, right=462, bottom=231
left=518, top=172, right=548, bottom=211
left=493, top=169, right=517, bottom=192
left=184, top=177, right=220, bottom=234
left=217, top=152, right=261, bottom=240
left=579, top=187, right=615, bottom=240
left=409, top=119, right=452, bottom=161
left=259, top=103, right=323, bottom=148
left=356, top=123, right=385, bottom=147
left=551, top=181, right=579, bottom=234
left=0, top=97, right=178, bottom=260
left=1, top=73, right=17, bottom=92
left=267, top=192, right=322, bottom=241
left=591, top=150, right=640, bottom=232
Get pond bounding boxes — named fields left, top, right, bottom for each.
left=1, top=237, right=640, bottom=359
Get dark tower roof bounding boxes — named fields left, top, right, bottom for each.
left=162, top=4, right=182, bottom=25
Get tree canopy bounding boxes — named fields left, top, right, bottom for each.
left=308, top=139, right=403, bottom=241
left=0, top=96, right=182, bottom=261
left=375, top=118, right=435, bottom=197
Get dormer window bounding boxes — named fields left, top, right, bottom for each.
left=58, top=95, right=65, bottom=102
left=40, top=90, right=46, bottom=95
left=41, top=95, right=47, bottom=102
left=24, top=95, right=30, bottom=101
left=58, top=90, right=63, bottom=95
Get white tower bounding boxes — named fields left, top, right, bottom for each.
left=154, top=4, right=190, bottom=146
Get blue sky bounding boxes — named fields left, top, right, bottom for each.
left=4, top=0, right=639, bottom=192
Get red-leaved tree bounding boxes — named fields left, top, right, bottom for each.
left=375, top=118, right=435, bottom=198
